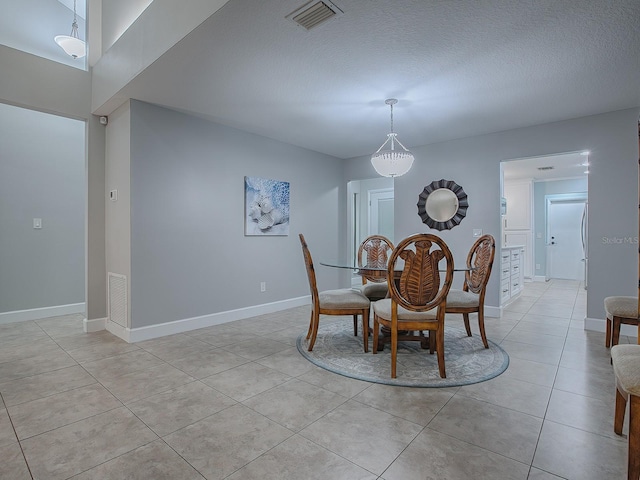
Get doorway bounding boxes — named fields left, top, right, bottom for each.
left=546, top=194, right=588, bottom=283
left=347, top=178, right=394, bottom=284
left=501, top=151, right=589, bottom=283
left=368, top=188, right=394, bottom=241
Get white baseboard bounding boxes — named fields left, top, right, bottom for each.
left=485, top=305, right=501, bottom=318
left=533, top=276, right=547, bottom=282
left=107, top=296, right=311, bottom=343
left=84, top=317, right=106, bottom=333
left=584, top=317, right=637, bottom=336
left=0, top=303, right=85, bottom=325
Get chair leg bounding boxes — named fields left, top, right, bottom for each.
left=306, top=309, right=314, bottom=340
left=613, top=317, right=622, bottom=348
left=629, top=395, right=640, bottom=480
left=429, top=331, right=435, bottom=354
left=372, top=314, right=379, bottom=354
left=477, top=308, right=489, bottom=349
left=353, top=315, right=358, bottom=336
left=390, top=324, right=398, bottom=378
left=436, top=327, right=446, bottom=378
left=362, top=309, right=369, bottom=353
left=462, top=313, right=472, bottom=337
left=606, top=317, right=612, bottom=348
left=307, top=311, right=320, bottom=351
left=615, top=387, right=627, bottom=436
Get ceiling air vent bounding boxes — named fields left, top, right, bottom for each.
left=287, top=1, right=343, bottom=30
left=537, top=166, right=555, bottom=171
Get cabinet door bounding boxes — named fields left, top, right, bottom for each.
left=504, top=182, right=532, bottom=230
left=505, top=232, right=531, bottom=278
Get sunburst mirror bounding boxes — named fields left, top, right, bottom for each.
left=417, top=179, right=468, bottom=230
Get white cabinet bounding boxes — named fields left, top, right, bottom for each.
left=503, top=179, right=533, bottom=279
left=504, top=231, right=532, bottom=278
left=504, top=181, right=532, bottom=230
left=500, top=246, right=525, bottom=306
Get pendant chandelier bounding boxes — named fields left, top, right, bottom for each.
left=54, top=0, right=86, bottom=59
left=370, top=99, right=415, bottom=177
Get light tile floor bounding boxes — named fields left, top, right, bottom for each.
left=0, top=279, right=634, bottom=479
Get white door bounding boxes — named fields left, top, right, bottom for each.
left=369, top=189, right=394, bottom=242
left=547, top=199, right=586, bottom=280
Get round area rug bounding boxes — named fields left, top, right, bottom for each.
left=296, top=320, right=509, bottom=387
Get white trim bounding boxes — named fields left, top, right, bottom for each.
left=107, top=296, right=311, bottom=343
left=484, top=305, right=501, bottom=318
left=584, top=317, right=638, bottom=336
left=533, top=275, right=547, bottom=282
left=0, top=303, right=85, bottom=325
left=83, top=317, right=106, bottom=333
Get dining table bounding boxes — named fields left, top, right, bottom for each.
left=320, top=260, right=475, bottom=351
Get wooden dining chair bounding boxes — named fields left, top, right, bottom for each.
left=445, top=234, right=496, bottom=348
left=357, top=235, right=394, bottom=301
left=299, top=234, right=371, bottom=352
left=372, top=233, right=454, bottom=378
left=611, top=344, right=640, bottom=480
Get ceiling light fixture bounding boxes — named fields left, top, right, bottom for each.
left=371, top=99, right=415, bottom=177
left=54, top=0, right=85, bottom=59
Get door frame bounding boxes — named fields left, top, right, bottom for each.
left=545, top=192, right=588, bottom=281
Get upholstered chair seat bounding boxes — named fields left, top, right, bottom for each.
left=446, top=289, right=480, bottom=309
left=605, top=296, right=639, bottom=348
left=319, top=289, right=370, bottom=309
left=359, top=282, right=389, bottom=301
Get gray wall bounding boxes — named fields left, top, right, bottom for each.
left=533, top=177, right=588, bottom=278
left=129, top=100, right=345, bottom=328
left=345, top=108, right=639, bottom=320
left=0, top=103, right=85, bottom=312
left=0, top=45, right=106, bottom=322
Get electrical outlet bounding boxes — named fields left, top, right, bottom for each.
left=472, top=229, right=482, bottom=237
left=260, top=282, right=266, bottom=292
left=33, top=218, right=42, bottom=229
left=536, top=264, right=541, bottom=270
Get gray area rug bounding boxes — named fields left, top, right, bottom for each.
left=297, top=320, right=509, bottom=387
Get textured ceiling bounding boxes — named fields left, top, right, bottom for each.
left=120, top=0, right=640, bottom=159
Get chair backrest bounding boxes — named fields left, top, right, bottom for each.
left=357, top=235, right=394, bottom=284
left=463, top=234, right=496, bottom=296
left=387, top=233, right=454, bottom=312
left=299, top=234, right=320, bottom=308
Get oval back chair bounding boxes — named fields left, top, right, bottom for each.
left=357, top=235, right=394, bottom=301
left=445, top=234, right=496, bottom=348
left=372, top=233, right=454, bottom=378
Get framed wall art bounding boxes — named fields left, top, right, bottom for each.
left=244, top=176, right=290, bottom=236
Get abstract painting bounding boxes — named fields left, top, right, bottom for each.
left=244, top=176, right=290, bottom=236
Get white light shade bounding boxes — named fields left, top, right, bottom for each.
left=370, top=99, right=415, bottom=177
left=54, top=35, right=86, bottom=59
left=371, top=149, right=415, bottom=177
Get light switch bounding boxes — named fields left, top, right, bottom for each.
left=536, top=232, right=542, bottom=239
left=110, top=190, right=118, bottom=201
left=472, top=229, right=482, bottom=237
left=33, top=218, right=42, bottom=229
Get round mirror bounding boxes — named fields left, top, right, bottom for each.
left=425, top=188, right=459, bottom=222
left=417, top=179, right=468, bottom=230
